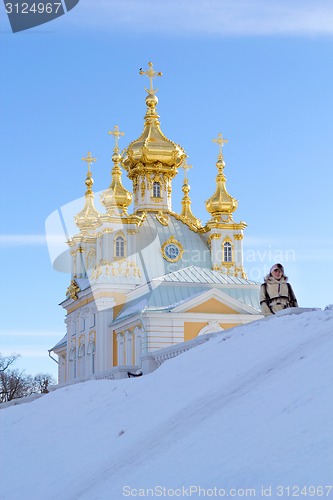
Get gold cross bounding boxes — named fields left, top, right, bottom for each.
left=140, top=61, right=162, bottom=95
left=82, top=151, right=97, bottom=172
left=108, top=125, right=124, bottom=152
left=179, top=160, right=193, bottom=181
left=212, top=133, right=228, bottom=159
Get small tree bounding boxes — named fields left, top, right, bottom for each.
left=0, top=353, right=19, bottom=372
left=0, top=353, right=55, bottom=403
left=32, top=373, right=56, bottom=394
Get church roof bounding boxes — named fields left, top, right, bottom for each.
left=134, top=214, right=211, bottom=281
left=155, top=265, right=256, bottom=285
left=113, top=266, right=260, bottom=323
left=50, top=334, right=67, bottom=351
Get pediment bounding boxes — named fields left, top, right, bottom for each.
left=186, top=297, right=240, bottom=315
left=171, top=288, right=258, bottom=315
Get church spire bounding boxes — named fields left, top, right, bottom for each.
left=122, top=62, right=186, bottom=213
left=74, top=152, right=102, bottom=233
left=100, top=125, right=132, bottom=216
left=179, top=161, right=201, bottom=229
left=205, top=133, right=238, bottom=222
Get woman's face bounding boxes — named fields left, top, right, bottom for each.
left=272, top=268, right=283, bottom=280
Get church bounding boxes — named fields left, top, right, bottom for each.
left=50, top=62, right=262, bottom=384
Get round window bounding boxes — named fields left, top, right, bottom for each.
left=164, top=243, right=180, bottom=260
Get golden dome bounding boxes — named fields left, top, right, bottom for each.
left=100, top=126, right=132, bottom=215
left=74, top=152, right=102, bottom=232
left=122, top=62, right=186, bottom=174
left=205, top=134, right=238, bottom=219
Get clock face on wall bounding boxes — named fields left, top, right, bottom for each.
left=165, top=243, right=180, bottom=260
left=161, top=236, right=184, bottom=262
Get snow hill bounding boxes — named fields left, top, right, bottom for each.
left=1, top=309, right=333, bottom=500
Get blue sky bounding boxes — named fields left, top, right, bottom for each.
left=1, top=0, right=333, bottom=379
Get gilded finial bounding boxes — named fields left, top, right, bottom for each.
left=212, top=133, right=228, bottom=160
left=178, top=160, right=201, bottom=229
left=81, top=151, right=97, bottom=196
left=108, top=125, right=124, bottom=153
left=140, top=61, right=162, bottom=95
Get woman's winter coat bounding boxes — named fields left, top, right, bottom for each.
left=260, top=275, right=298, bottom=316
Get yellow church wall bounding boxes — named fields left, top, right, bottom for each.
left=220, top=323, right=240, bottom=330
left=113, top=323, right=141, bottom=366
left=184, top=322, right=207, bottom=341
left=112, top=293, right=128, bottom=319
left=184, top=321, right=241, bottom=341
left=186, top=298, right=240, bottom=315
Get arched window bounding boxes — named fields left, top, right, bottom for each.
left=153, top=182, right=161, bottom=198
left=125, top=331, right=134, bottom=366
left=78, top=343, right=85, bottom=379
left=134, top=326, right=143, bottom=366
left=86, top=248, right=96, bottom=270
left=87, top=341, right=95, bottom=375
left=69, top=347, right=77, bottom=379
left=223, top=241, right=232, bottom=262
left=115, top=235, right=125, bottom=258
left=117, top=334, right=125, bottom=366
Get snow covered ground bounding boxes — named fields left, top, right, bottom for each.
left=1, top=308, right=333, bottom=500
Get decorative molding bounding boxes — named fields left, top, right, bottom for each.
left=234, top=233, right=243, bottom=240
left=198, top=321, right=224, bottom=336
left=156, top=211, right=169, bottom=226
left=91, top=259, right=142, bottom=280
left=207, top=233, right=221, bottom=246
left=160, top=235, right=184, bottom=263
left=66, top=280, right=80, bottom=301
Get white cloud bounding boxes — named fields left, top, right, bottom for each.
left=68, top=0, right=333, bottom=36
left=0, top=348, right=50, bottom=358
left=0, top=234, right=64, bottom=246
left=0, top=330, right=63, bottom=338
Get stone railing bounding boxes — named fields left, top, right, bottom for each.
left=141, top=332, right=217, bottom=375
left=92, top=365, right=140, bottom=380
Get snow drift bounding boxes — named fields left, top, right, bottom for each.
left=1, top=308, right=333, bottom=500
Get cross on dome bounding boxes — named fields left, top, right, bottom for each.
left=139, top=61, right=162, bottom=95
left=81, top=151, right=97, bottom=172
left=212, top=133, right=228, bottom=160
left=179, top=160, right=193, bottom=181
left=108, top=125, right=124, bottom=152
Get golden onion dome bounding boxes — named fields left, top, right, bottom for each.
left=205, top=135, right=238, bottom=218
left=122, top=63, right=186, bottom=173
left=100, top=153, right=132, bottom=215
left=205, top=159, right=238, bottom=216
left=74, top=152, right=102, bottom=232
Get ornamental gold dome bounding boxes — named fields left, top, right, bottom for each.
left=205, top=159, right=238, bottom=216
left=122, top=65, right=186, bottom=174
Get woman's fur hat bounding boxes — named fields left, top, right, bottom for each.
left=270, top=263, right=285, bottom=275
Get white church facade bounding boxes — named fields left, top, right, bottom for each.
left=50, top=62, right=262, bottom=384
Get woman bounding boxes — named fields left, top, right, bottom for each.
left=260, top=263, right=298, bottom=316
